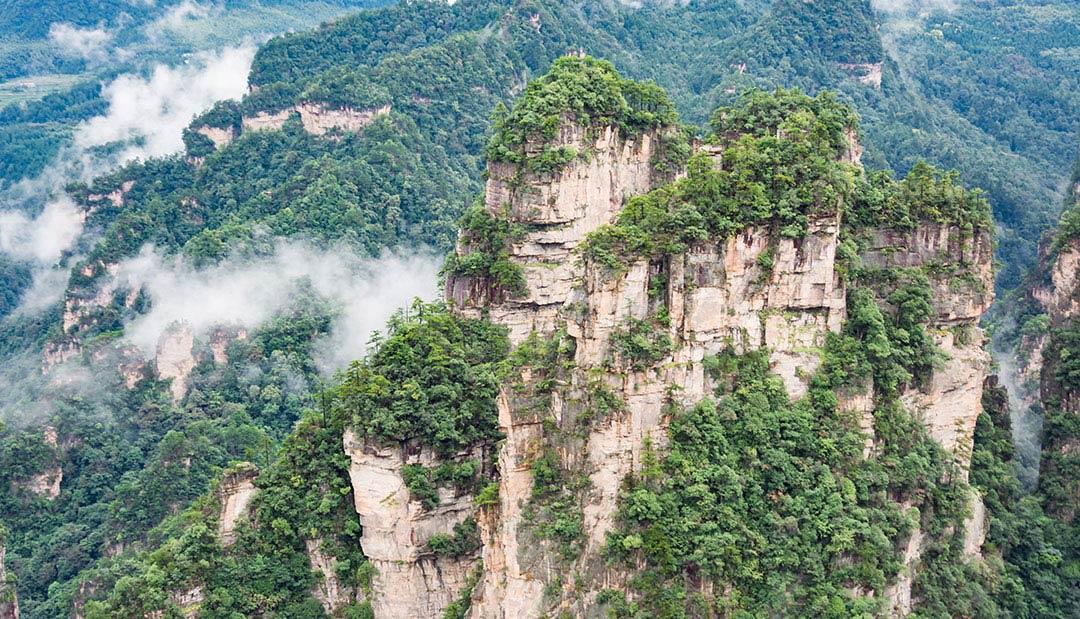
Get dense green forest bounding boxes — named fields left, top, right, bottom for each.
left=4, top=0, right=1077, bottom=285
left=0, top=0, right=1078, bottom=616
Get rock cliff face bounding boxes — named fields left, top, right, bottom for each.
left=346, top=118, right=995, bottom=617
left=11, top=426, right=62, bottom=501
left=1026, top=232, right=1080, bottom=521
left=241, top=103, right=390, bottom=137
left=156, top=323, right=196, bottom=404
left=216, top=463, right=259, bottom=547
left=342, top=430, right=482, bottom=617
left=860, top=223, right=995, bottom=463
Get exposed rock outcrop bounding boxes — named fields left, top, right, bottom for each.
left=12, top=426, right=62, bottom=500
left=307, top=537, right=362, bottom=615
left=354, top=109, right=993, bottom=615
left=195, top=125, right=236, bottom=149
left=839, top=62, right=883, bottom=88
left=242, top=103, right=390, bottom=136
left=216, top=463, right=258, bottom=547
left=342, top=430, right=483, bottom=618
left=1033, top=237, right=1080, bottom=322
left=444, top=119, right=995, bottom=617
left=156, top=323, right=196, bottom=404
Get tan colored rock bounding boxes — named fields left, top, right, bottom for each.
left=208, top=326, right=246, bottom=366
left=195, top=125, right=235, bottom=149
left=307, top=537, right=360, bottom=615
left=885, top=521, right=923, bottom=617
left=297, top=102, right=390, bottom=136
left=839, top=62, right=883, bottom=88
left=342, top=430, right=481, bottom=618
left=173, top=586, right=203, bottom=618
left=241, top=108, right=291, bottom=132
left=242, top=103, right=390, bottom=136
left=118, top=346, right=146, bottom=389
left=1033, top=239, right=1080, bottom=321
left=446, top=119, right=995, bottom=616
left=85, top=180, right=133, bottom=211
left=962, top=491, right=987, bottom=559
left=13, top=426, right=62, bottom=500
left=216, top=463, right=258, bottom=546
left=902, top=328, right=991, bottom=470
left=156, top=323, right=196, bottom=404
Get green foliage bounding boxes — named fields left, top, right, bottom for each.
left=299, top=66, right=392, bottom=111
left=475, top=482, right=500, bottom=506
left=441, top=203, right=527, bottom=298
left=427, top=517, right=481, bottom=559
left=581, top=89, right=858, bottom=272
left=913, top=380, right=1079, bottom=617
left=610, top=315, right=674, bottom=372
left=402, top=460, right=482, bottom=511
left=85, top=399, right=367, bottom=617
left=849, top=161, right=993, bottom=232
left=605, top=349, right=905, bottom=616
left=845, top=270, right=941, bottom=396
left=603, top=259, right=977, bottom=616
left=331, top=300, right=509, bottom=455
left=525, top=448, right=585, bottom=561
left=708, top=88, right=857, bottom=156
left=485, top=55, right=678, bottom=173
left=442, top=565, right=482, bottom=619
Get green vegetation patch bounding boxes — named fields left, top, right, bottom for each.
left=580, top=89, right=859, bottom=274
left=332, top=301, right=509, bottom=456
left=849, top=161, right=993, bottom=233
left=485, top=55, right=679, bottom=174
left=441, top=202, right=527, bottom=299
left=601, top=270, right=973, bottom=616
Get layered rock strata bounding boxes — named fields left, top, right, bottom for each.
left=348, top=119, right=995, bottom=617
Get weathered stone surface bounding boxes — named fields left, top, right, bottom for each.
left=342, top=430, right=480, bottom=618
left=962, top=491, right=987, bottom=559
left=885, top=521, right=923, bottom=618
left=242, top=103, right=390, bottom=136
left=902, top=328, right=991, bottom=470
left=298, top=103, right=391, bottom=136
left=1033, top=238, right=1080, bottom=322
left=156, top=323, right=196, bottom=404
left=12, top=426, right=62, bottom=500
left=195, top=125, right=235, bottom=149
left=446, top=123, right=994, bottom=618
left=307, top=537, right=359, bottom=615
left=216, top=463, right=258, bottom=547
left=861, top=224, right=994, bottom=324
left=241, top=108, right=291, bottom=132
left=839, top=62, right=883, bottom=88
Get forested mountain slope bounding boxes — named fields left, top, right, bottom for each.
left=0, top=0, right=1076, bottom=617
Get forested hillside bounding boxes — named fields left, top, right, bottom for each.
left=0, top=0, right=1077, bottom=616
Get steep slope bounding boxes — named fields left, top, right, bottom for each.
left=84, top=57, right=1033, bottom=618
left=2, top=1, right=1078, bottom=616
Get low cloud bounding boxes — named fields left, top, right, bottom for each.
left=48, top=23, right=114, bottom=62
left=0, top=197, right=84, bottom=264
left=0, top=197, right=86, bottom=313
left=147, top=0, right=214, bottom=38
left=114, top=242, right=441, bottom=372
left=0, top=45, right=254, bottom=320
left=74, top=44, right=254, bottom=163
left=871, top=0, right=958, bottom=14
